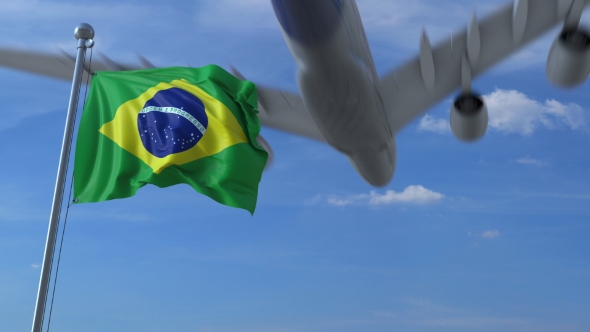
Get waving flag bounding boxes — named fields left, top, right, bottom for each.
left=74, top=65, right=267, bottom=214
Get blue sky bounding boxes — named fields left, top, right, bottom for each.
left=1, top=0, right=590, bottom=331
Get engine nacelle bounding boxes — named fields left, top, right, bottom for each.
left=450, top=93, right=488, bottom=142
left=546, top=28, right=590, bottom=87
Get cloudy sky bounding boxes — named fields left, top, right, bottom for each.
left=1, top=0, right=590, bottom=331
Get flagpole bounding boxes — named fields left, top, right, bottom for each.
left=31, top=23, right=94, bottom=332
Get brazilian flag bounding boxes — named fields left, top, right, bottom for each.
left=74, top=65, right=268, bottom=214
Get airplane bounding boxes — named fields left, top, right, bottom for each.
left=0, top=0, right=589, bottom=187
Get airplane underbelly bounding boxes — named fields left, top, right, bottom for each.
left=273, top=0, right=396, bottom=186
left=297, top=64, right=395, bottom=186
left=297, top=60, right=396, bottom=187
left=296, top=62, right=384, bottom=148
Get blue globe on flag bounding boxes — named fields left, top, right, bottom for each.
left=137, top=87, right=209, bottom=158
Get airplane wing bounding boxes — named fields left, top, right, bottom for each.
left=380, top=0, right=590, bottom=134
left=1, top=1, right=587, bottom=142
left=255, top=86, right=325, bottom=141
left=0, top=47, right=325, bottom=142
left=0, top=47, right=143, bottom=82
left=228, top=67, right=324, bottom=141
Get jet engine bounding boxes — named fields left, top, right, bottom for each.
left=450, top=93, right=488, bottom=142
left=546, top=28, right=590, bottom=87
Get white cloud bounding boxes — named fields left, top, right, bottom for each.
left=369, top=185, right=445, bottom=205
left=516, top=156, right=550, bottom=167
left=468, top=230, right=501, bottom=239
left=484, top=88, right=585, bottom=135
left=481, top=230, right=500, bottom=239
left=402, top=298, right=461, bottom=313
left=321, top=185, right=444, bottom=207
left=304, top=194, right=322, bottom=205
left=31, top=264, right=40, bottom=269
left=372, top=297, right=567, bottom=330
left=327, top=197, right=356, bottom=206
left=372, top=310, right=398, bottom=318
left=418, top=89, right=586, bottom=136
left=418, top=115, right=449, bottom=133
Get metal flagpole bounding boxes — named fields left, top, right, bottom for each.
left=31, top=23, right=94, bottom=332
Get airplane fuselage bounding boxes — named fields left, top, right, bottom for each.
left=271, top=0, right=396, bottom=186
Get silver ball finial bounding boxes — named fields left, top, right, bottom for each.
left=74, top=23, right=94, bottom=40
